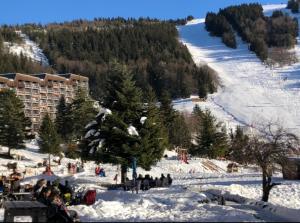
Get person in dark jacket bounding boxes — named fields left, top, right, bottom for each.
left=48, top=191, right=78, bottom=223
left=167, top=174, right=173, bottom=186
left=37, top=187, right=52, bottom=206
left=33, top=179, right=47, bottom=199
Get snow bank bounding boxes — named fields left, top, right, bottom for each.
left=205, top=188, right=300, bottom=222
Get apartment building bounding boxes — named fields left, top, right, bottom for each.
left=0, top=73, right=89, bottom=131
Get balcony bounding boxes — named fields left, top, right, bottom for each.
left=32, top=84, right=39, bottom=89
left=16, top=90, right=26, bottom=95
left=41, top=95, right=47, bottom=99
left=24, top=83, right=31, bottom=88
left=40, top=87, right=47, bottom=92
left=48, top=82, right=53, bottom=88
left=18, top=82, right=25, bottom=88
left=53, top=83, right=59, bottom=88
left=32, top=106, right=40, bottom=110
left=24, top=105, right=31, bottom=109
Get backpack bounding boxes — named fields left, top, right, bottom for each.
left=83, top=190, right=96, bottom=205
left=63, top=193, right=71, bottom=206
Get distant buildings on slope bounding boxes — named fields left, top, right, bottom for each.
left=0, top=73, right=89, bottom=131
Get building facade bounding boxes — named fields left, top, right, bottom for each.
left=0, top=73, right=89, bottom=130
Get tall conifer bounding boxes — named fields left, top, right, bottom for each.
left=0, top=89, right=30, bottom=156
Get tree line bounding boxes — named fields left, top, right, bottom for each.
left=287, top=0, right=300, bottom=13
left=205, top=3, right=299, bottom=61
left=18, top=17, right=216, bottom=100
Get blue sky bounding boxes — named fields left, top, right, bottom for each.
left=1, top=0, right=286, bottom=25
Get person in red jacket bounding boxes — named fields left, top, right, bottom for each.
left=95, top=166, right=100, bottom=176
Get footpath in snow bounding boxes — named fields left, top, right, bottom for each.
left=177, top=4, right=300, bottom=135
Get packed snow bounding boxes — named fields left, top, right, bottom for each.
left=176, top=4, right=300, bottom=135
left=3, top=31, right=49, bottom=66
left=0, top=140, right=300, bottom=222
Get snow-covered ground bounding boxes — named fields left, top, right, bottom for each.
left=0, top=141, right=300, bottom=222
left=176, top=4, right=300, bottom=135
left=3, top=31, right=49, bottom=66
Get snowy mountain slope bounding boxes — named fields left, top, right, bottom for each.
left=177, top=4, right=300, bottom=135
left=3, top=31, right=49, bottom=66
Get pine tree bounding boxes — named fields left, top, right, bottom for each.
left=55, top=95, right=72, bottom=142
left=159, top=91, right=191, bottom=149
left=159, top=91, right=176, bottom=144
left=81, top=63, right=167, bottom=183
left=69, top=88, right=97, bottom=141
left=169, top=113, right=191, bottom=150
left=38, top=113, right=61, bottom=166
left=228, top=126, right=249, bottom=164
left=139, top=88, right=169, bottom=169
left=190, top=105, right=228, bottom=158
left=0, top=89, right=30, bottom=157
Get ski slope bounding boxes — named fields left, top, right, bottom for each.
left=3, top=31, right=49, bottom=66
left=177, top=4, right=300, bottom=135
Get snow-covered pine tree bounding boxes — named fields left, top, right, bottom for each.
left=81, top=62, right=167, bottom=183
left=38, top=113, right=61, bottom=166
left=139, top=87, right=169, bottom=169
left=69, top=88, right=97, bottom=141
left=0, top=89, right=30, bottom=157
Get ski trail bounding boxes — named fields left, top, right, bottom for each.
left=177, top=4, right=300, bottom=135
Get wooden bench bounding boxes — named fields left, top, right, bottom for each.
left=4, top=201, right=48, bottom=222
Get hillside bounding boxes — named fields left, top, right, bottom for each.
left=3, top=31, right=49, bottom=66
left=177, top=4, right=300, bottom=135
left=19, top=18, right=217, bottom=100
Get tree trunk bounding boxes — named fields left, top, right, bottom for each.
left=121, top=164, right=127, bottom=184
left=8, top=148, right=11, bottom=157
left=262, top=170, right=272, bottom=202
left=48, top=153, right=51, bottom=169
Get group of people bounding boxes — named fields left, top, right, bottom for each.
left=0, top=168, right=23, bottom=193
left=33, top=178, right=79, bottom=223
left=67, top=162, right=84, bottom=174
left=95, top=166, right=106, bottom=177
left=124, top=173, right=173, bottom=193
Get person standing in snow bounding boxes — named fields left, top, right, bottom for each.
left=167, top=174, right=173, bottom=186
left=143, top=175, right=150, bottom=191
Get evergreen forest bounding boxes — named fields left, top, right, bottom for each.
left=0, top=17, right=217, bottom=100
